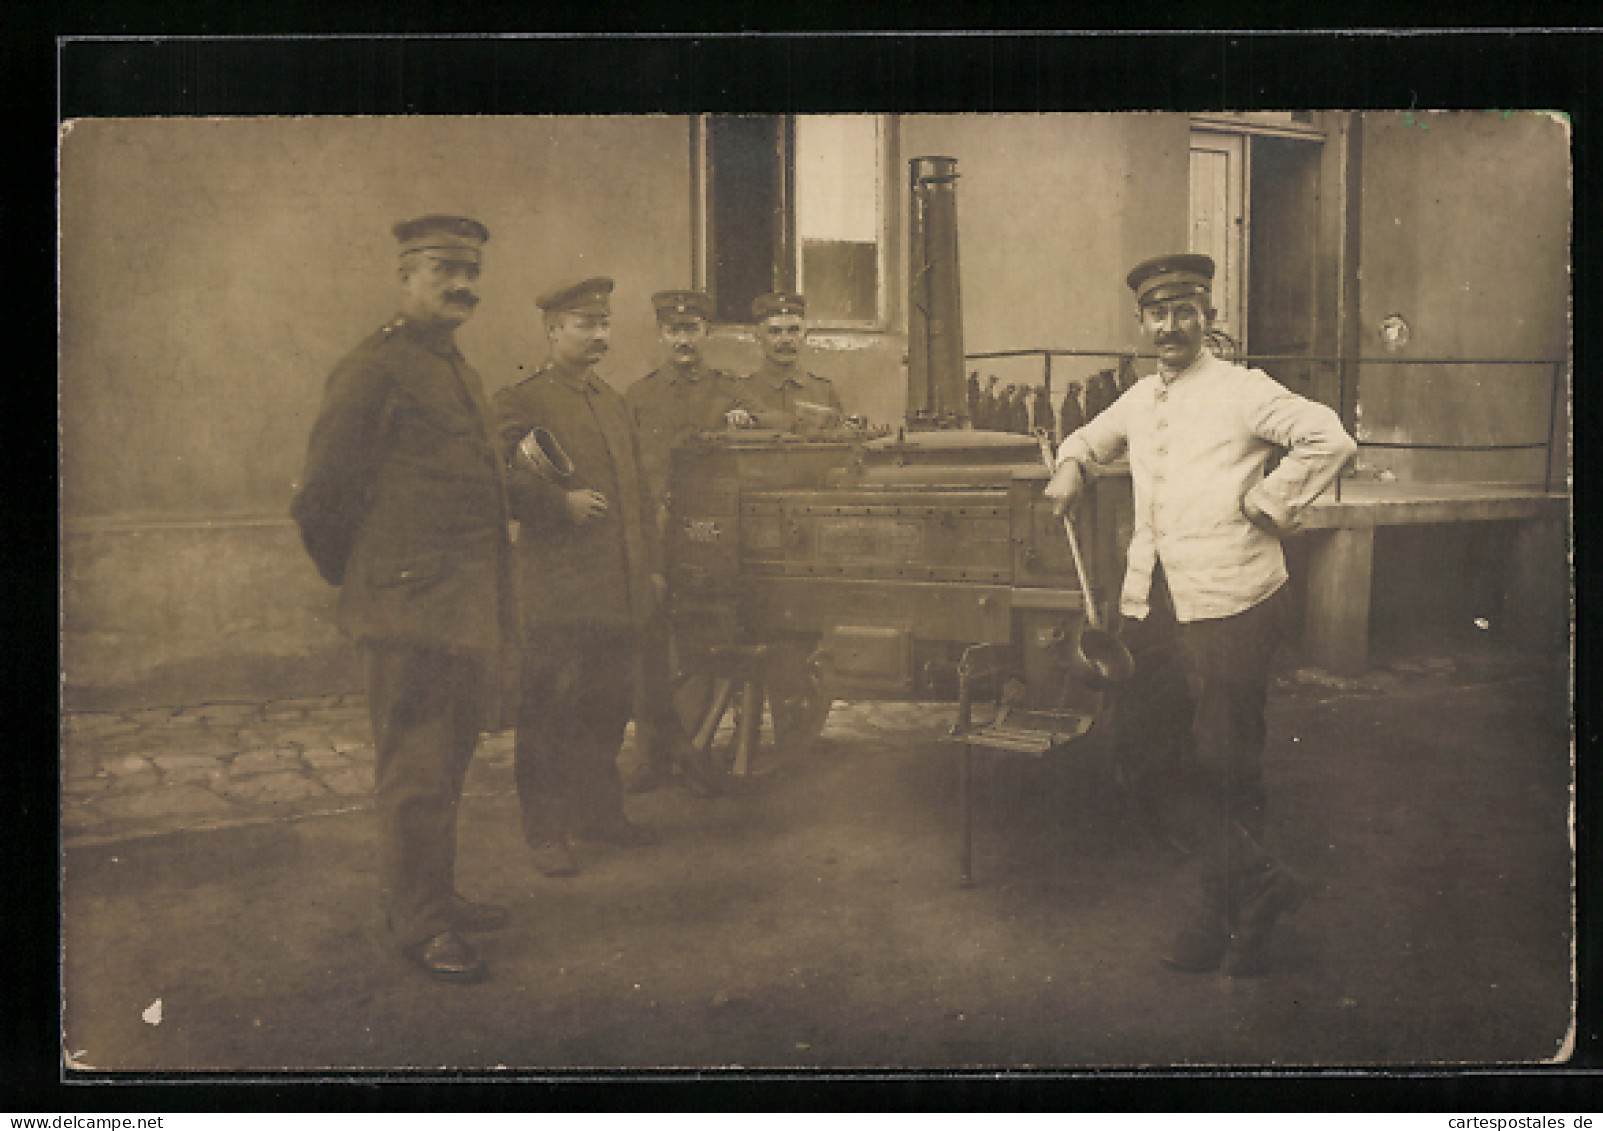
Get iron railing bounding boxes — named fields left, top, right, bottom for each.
left=963, top=347, right=1567, bottom=498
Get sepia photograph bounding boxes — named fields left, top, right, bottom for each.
left=58, top=96, right=1572, bottom=1073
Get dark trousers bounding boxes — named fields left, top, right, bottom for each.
left=630, top=612, right=683, bottom=763
left=366, top=644, right=485, bottom=948
left=515, top=622, right=635, bottom=843
left=1115, top=564, right=1287, bottom=899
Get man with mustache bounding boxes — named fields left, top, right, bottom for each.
left=292, top=215, right=515, bottom=983
left=1044, top=253, right=1356, bottom=977
left=733, top=292, right=845, bottom=432
left=727, top=290, right=848, bottom=755
left=492, top=277, right=662, bottom=879
left=620, top=289, right=745, bottom=796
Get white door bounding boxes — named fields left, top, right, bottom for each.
left=1188, top=129, right=1248, bottom=349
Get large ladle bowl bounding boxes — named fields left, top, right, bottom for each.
left=1035, top=431, right=1136, bottom=689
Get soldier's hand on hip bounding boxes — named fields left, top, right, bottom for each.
left=566, top=489, right=609, bottom=525
left=1241, top=495, right=1285, bottom=538
left=1043, top=460, right=1084, bottom=517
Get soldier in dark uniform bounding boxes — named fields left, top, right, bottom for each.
left=621, top=289, right=740, bottom=796
left=731, top=291, right=844, bottom=751
left=291, top=215, right=514, bottom=984
left=492, top=277, right=662, bottom=879
left=733, top=292, right=845, bottom=431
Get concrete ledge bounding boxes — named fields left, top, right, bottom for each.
left=1301, top=482, right=1568, bottom=529
left=1299, top=484, right=1570, bottom=675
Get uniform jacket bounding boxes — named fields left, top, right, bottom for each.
left=291, top=315, right=516, bottom=654
left=1056, top=348, right=1356, bottom=624
left=492, top=358, right=661, bottom=631
left=733, top=361, right=843, bottom=430
left=625, top=361, right=740, bottom=510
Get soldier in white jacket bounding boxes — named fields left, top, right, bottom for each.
left=1045, top=253, right=1357, bottom=976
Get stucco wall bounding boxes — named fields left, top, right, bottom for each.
left=1355, top=111, right=1570, bottom=483
left=899, top=113, right=1190, bottom=397
left=60, top=116, right=694, bottom=519
left=60, top=116, right=694, bottom=704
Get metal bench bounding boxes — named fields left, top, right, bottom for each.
left=941, top=642, right=1098, bottom=886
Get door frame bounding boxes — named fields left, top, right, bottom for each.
left=1188, top=127, right=1250, bottom=349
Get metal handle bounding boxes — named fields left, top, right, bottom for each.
left=1035, top=428, right=1100, bottom=631
left=1061, top=513, right=1101, bottom=631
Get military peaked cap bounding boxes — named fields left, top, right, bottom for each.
left=1126, top=253, right=1215, bottom=306
left=652, top=289, right=713, bottom=323
left=393, top=215, right=489, bottom=259
left=752, top=291, right=806, bottom=321
left=538, top=276, right=615, bottom=315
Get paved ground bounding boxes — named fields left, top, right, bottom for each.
left=59, top=644, right=1573, bottom=1072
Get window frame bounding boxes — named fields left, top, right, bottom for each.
left=691, top=113, right=896, bottom=333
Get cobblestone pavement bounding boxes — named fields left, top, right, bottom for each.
left=58, top=692, right=977, bottom=848
left=58, top=648, right=1561, bottom=848
left=62, top=693, right=386, bottom=847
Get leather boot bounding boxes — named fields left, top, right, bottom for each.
left=1224, top=866, right=1308, bottom=977
left=623, top=757, right=673, bottom=795
left=530, top=835, right=579, bottom=878
left=403, top=930, right=487, bottom=984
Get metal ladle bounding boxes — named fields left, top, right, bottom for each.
left=1036, top=431, right=1135, bottom=688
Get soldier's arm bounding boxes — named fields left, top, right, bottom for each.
left=623, top=379, right=648, bottom=433
left=290, top=350, right=392, bottom=583
left=626, top=381, right=673, bottom=517
left=1241, top=371, right=1358, bottom=532
left=1056, top=387, right=1131, bottom=468
left=717, top=372, right=755, bottom=428
left=490, top=385, right=572, bottom=531
left=755, top=409, right=799, bottom=432
left=728, top=380, right=760, bottom=416
left=732, top=383, right=797, bottom=431
left=1045, top=387, right=1132, bottom=514
left=628, top=420, right=666, bottom=577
